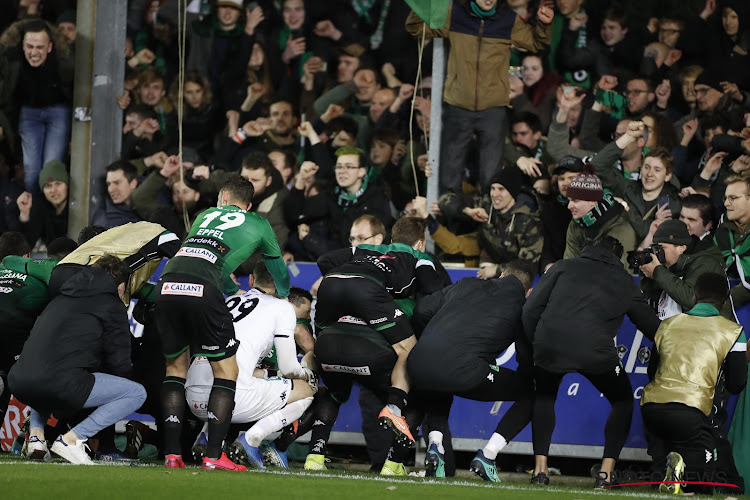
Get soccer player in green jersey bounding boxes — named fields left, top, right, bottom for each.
left=154, top=165, right=290, bottom=471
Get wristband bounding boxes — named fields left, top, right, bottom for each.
left=234, top=128, right=248, bottom=144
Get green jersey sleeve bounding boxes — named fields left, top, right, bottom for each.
left=1, top=256, right=59, bottom=284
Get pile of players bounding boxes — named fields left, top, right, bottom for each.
left=0, top=168, right=744, bottom=495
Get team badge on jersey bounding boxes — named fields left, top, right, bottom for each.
left=161, top=282, right=205, bottom=297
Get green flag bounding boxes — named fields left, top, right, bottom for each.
left=404, top=0, right=452, bottom=29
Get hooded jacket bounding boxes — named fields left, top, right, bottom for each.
left=406, top=1, right=551, bottom=111
left=524, top=244, right=660, bottom=373
left=8, top=267, right=132, bottom=416
left=410, top=275, right=532, bottom=393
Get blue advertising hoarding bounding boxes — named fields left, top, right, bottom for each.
left=126, top=261, right=743, bottom=459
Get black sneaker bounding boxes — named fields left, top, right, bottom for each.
left=530, top=471, right=550, bottom=485
left=594, top=471, right=612, bottom=489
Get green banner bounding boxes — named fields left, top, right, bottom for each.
left=405, top=0, right=451, bottom=29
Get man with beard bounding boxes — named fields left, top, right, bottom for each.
left=222, top=100, right=300, bottom=170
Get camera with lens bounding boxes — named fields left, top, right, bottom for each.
left=626, top=244, right=665, bottom=271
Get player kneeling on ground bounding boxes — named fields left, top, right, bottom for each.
left=185, top=265, right=316, bottom=469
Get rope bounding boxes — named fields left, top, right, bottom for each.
left=408, top=22, right=427, bottom=198
left=177, top=0, right=189, bottom=233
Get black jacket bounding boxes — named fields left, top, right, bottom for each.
left=409, top=276, right=530, bottom=393
left=286, top=182, right=395, bottom=248
left=524, top=245, right=660, bottom=373
left=8, top=267, right=132, bottom=416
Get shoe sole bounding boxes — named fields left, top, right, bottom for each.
left=261, top=447, right=288, bottom=468
left=378, top=417, right=416, bottom=449
left=124, top=423, right=142, bottom=459
left=425, top=453, right=445, bottom=478
left=228, top=442, right=249, bottom=466
left=470, top=460, right=500, bottom=483
left=50, top=442, right=93, bottom=465
left=192, top=443, right=207, bottom=462
left=660, top=453, right=685, bottom=494
left=28, top=448, right=51, bottom=462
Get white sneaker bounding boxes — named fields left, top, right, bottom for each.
left=50, top=435, right=94, bottom=465
left=25, top=436, right=51, bottom=462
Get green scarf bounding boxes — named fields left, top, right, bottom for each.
left=470, top=1, right=496, bottom=18
left=352, top=0, right=378, bottom=22
left=369, top=0, right=392, bottom=49
left=716, top=226, right=750, bottom=280
left=335, top=174, right=370, bottom=210
left=574, top=192, right=616, bottom=229
left=279, top=25, right=313, bottom=76
left=686, top=303, right=720, bottom=317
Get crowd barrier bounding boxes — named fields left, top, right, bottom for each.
left=1, top=261, right=744, bottom=460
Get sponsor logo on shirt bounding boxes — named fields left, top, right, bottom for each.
left=201, top=345, right=219, bottom=351
left=338, top=315, right=367, bottom=325
left=176, top=247, right=218, bottom=263
left=183, top=237, right=231, bottom=257
left=369, top=316, right=388, bottom=325
left=0, top=286, right=13, bottom=294
left=161, top=282, right=204, bottom=297
left=0, top=272, right=26, bottom=281
left=320, top=363, right=371, bottom=375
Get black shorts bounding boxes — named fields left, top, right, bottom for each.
left=314, top=326, right=397, bottom=404
left=154, top=273, right=238, bottom=360
left=315, top=275, right=413, bottom=345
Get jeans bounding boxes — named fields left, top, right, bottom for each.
left=30, top=373, right=146, bottom=440
left=439, top=104, right=507, bottom=195
left=18, top=104, right=71, bottom=195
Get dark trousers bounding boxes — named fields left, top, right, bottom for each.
left=439, top=104, right=507, bottom=194
left=642, top=402, right=732, bottom=495
left=532, top=365, right=633, bottom=459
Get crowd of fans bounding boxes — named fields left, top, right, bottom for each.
left=0, top=0, right=749, bottom=282
left=1, top=0, right=750, bottom=492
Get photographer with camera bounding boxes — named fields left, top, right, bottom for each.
left=637, top=219, right=725, bottom=320
left=638, top=218, right=743, bottom=492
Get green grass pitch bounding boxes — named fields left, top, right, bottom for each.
left=1, top=455, right=731, bottom=500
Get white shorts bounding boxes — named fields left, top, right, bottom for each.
left=186, top=377, right=292, bottom=424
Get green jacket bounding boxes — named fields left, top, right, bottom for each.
left=594, top=140, right=682, bottom=242
left=564, top=210, right=636, bottom=269
left=640, top=237, right=726, bottom=313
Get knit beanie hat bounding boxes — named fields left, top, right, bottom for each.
left=566, top=164, right=603, bottom=201
left=653, top=219, right=693, bottom=246
left=489, top=167, right=523, bottom=200
left=38, top=160, right=70, bottom=190
left=694, top=71, right=722, bottom=93
left=56, top=10, right=76, bottom=25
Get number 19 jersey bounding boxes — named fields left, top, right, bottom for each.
left=164, top=206, right=283, bottom=294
